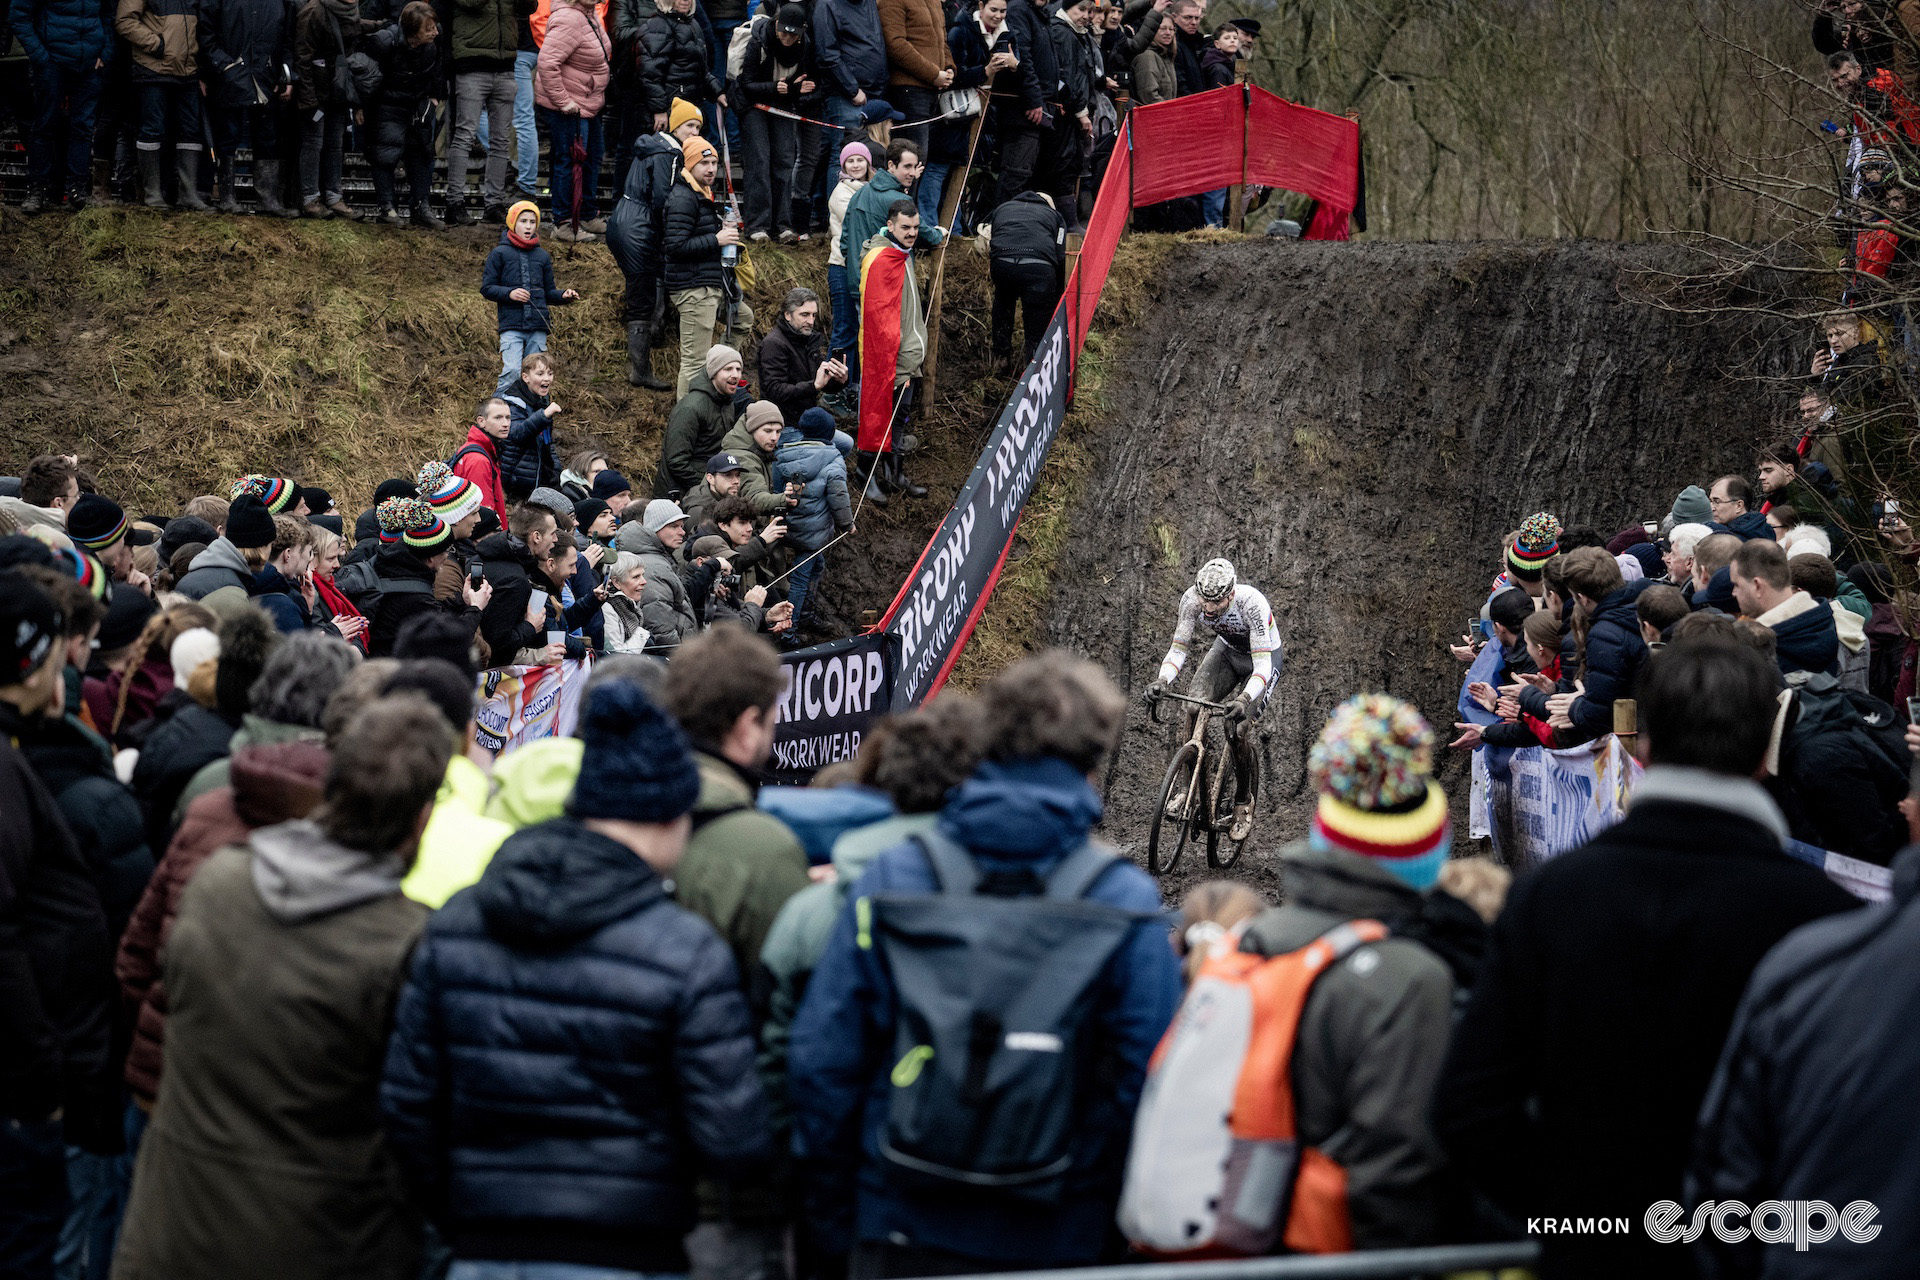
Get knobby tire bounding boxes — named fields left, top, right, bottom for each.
left=1148, top=741, right=1201, bottom=875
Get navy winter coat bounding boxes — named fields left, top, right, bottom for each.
left=250, top=564, right=314, bottom=633
left=199, top=0, right=297, bottom=106
left=1569, top=582, right=1651, bottom=737
left=10, top=0, right=114, bottom=66
left=480, top=231, right=573, bottom=334
left=1768, top=594, right=1841, bottom=679
left=496, top=375, right=559, bottom=497
left=381, top=818, right=772, bottom=1273
left=788, top=756, right=1181, bottom=1267
left=811, top=0, right=885, bottom=97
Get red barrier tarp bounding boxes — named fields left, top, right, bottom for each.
left=1246, top=88, right=1360, bottom=241
left=1126, top=89, right=1245, bottom=205
left=1067, top=118, right=1134, bottom=359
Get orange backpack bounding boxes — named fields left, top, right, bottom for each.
left=1117, top=919, right=1388, bottom=1258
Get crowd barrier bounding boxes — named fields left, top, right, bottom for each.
left=1457, top=648, right=1893, bottom=902
left=770, top=85, right=1363, bottom=776
left=474, top=658, right=592, bottom=753
left=939, top=1241, right=1540, bottom=1280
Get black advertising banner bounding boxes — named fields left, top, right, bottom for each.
left=769, top=630, right=898, bottom=783
left=882, top=311, right=1072, bottom=705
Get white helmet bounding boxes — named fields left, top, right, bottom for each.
left=1195, top=558, right=1237, bottom=604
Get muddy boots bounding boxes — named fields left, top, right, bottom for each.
left=137, top=148, right=166, bottom=207
left=215, top=155, right=242, bottom=213
left=888, top=453, right=927, bottom=499
left=174, top=148, right=211, bottom=211
left=627, top=321, right=671, bottom=390
left=856, top=452, right=889, bottom=508
left=253, top=159, right=298, bottom=217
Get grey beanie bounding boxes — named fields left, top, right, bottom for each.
left=1670, top=485, right=1712, bottom=526
left=641, top=499, right=688, bottom=534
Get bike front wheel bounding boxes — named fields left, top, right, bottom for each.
left=1147, top=740, right=1202, bottom=875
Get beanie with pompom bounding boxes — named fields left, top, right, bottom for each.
left=567, top=681, right=701, bottom=824
left=1506, top=512, right=1561, bottom=573
left=418, top=460, right=482, bottom=527
left=1306, top=693, right=1450, bottom=889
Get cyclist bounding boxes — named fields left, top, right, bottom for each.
left=1146, top=558, right=1281, bottom=842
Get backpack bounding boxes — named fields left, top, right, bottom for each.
left=332, top=557, right=434, bottom=620
left=1117, top=920, right=1389, bottom=1258
left=861, top=828, right=1141, bottom=1203
left=726, top=11, right=769, bottom=82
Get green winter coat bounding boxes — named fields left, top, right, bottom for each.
left=448, top=0, right=519, bottom=68
left=677, top=750, right=810, bottom=984
left=719, top=421, right=789, bottom=518
left=1236, top=842, right=1458, bottom=1250
left=656, top=371, right=741, bottom=499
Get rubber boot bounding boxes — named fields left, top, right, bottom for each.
left=215, top=155, right=241, bottom=213
left=856, top=452, right=890, bottom=508
left=410, top=203, right=446, bottom=230
left=252, top=159, right=297, bottom=217
left=137, top=148, right=166, bottom=208
left=887, top=452, right=927, bottom=499
left=627, top=321, right=671, bottom=390
left=173, top=149, right=211, bottom=211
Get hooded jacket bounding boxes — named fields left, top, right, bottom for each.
left=1757, top=589, right=1841, bottom=679
left=607, top=130, right=680, bottom=279
left=676, top=750, right=811, bottom=984
left=1434, top=768, right=1860, bottom=1280
left=251, top=563, right=315, bottom=634
left=1568, top=581, right=1651, bottom=737
left=735, top=13, right=819, bottom=106
left=481, top=231, right=571, bottom=335
left=788, top=756, right=1181, bottom=1265
left=201, top=0, right=298, bottom=105
left=1048, top=8, right=1096, bottom=114
left=1768, top=675, right=1910, bottom=865
left=613, top=522, right=700, bottom=650
left=117, top=0, right=201, bottom=80
left=1688, top=843, right=1920, bottom=1277
left=174, top=537, right=256, bottom=601
left=534, top=0, right=608, bottom=113
left=639, top=2, right=717, bottom=110
left=380, top=818, right=772, bottom=1272
left=772, top=432, right=852, bottom=549
left=1003, top=0, right=1056, bottom=109
left=451, top=426, right=508, bottom=519
left=811, top=0, right=885, bottom=97
left=175, top=712, right=324, bottom=824
left=111, top=825, right=425, bottom=1280
left=987, top=189, right=1066, bottom=270
left=840, top=166, right=942, bottom=268
left=658, top=370, right=742, bottom=497
left=118, top=741, right=329, bottom=1106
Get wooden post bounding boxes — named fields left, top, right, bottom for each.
left=920, top=95, right=993, bottom=404
left=1612, top=698, right=1637, bottom=743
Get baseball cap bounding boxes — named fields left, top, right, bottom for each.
left=706, top=453, right=746, bottom=474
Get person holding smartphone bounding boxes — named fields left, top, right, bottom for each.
left=365, top=497, right=494, bottom=658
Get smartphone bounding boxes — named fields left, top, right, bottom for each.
left=468, top=561, right=484, bottom=588
left=1908, top=697, right=1920, bottom=727
left=1888, top=499, right=1902, bottom=516
left=1641, top=519, right=1657, bottom=536
left=1466, top=617, right=1481, bottom=642
left=529, top=588, right=549, bottom=617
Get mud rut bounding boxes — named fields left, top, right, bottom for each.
left=1048, top=239, right=1798, bottom=901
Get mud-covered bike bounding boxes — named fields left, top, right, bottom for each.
left=1145, top=689, right=1259, bottom=874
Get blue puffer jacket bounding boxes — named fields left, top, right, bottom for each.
left=788, top=757, right=1181, bottom=1267
left=380, top=818, right=773, bottom=1273
left=772, top=432, right=852, bottom=550
left=1570, top=581, right=1652, bottom=737
left=496, top=375, right=558, bottom=498
left=480, top=230, right=571, bottom=334
left=8, top=0, right=114, bottom=67
left=1770, top=593, right=1841, bottom=678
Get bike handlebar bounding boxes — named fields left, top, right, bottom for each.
left=1147, top=689, right=1233, bottom=724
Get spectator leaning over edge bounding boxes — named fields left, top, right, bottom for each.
left=1434, top=637, right=1861, bottom=1280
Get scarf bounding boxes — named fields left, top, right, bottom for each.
left=320, top=0, right=357, bottom=18
left=679, top=163, right=714, bottom=200
left=314, top=574, right=366, bottom=652
left=507, top=228, right=541, bottom=249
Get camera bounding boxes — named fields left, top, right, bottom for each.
left=718, top=572, right=743, bottom=593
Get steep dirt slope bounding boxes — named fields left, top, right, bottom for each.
left=1050, top=239, right=1799, bottom=899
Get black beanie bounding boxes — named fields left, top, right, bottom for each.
left=0, top=570, right=63, bottom=687
left=98, top=583, right=159, bottom=652
left=226, top=495, right=276, bottom=550
left=214, top=607, right=279, bottom=721
left=567, top=681, right=701, bottom=823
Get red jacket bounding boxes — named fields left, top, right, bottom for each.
left=1854, top=68, right=1920, bottom=148
left=452, top=425, right=507, bottom=520
left=116, top=741, right=329, bottom=1106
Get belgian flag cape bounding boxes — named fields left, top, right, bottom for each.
left=857, top=238, right=910, bottom=452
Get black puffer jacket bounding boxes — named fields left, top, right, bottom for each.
left=381, top=817, right=772, bottom=1272
left=200, top=0, right=298, bottom=106
left=735, top=16, right=818, bottom=107
left=474, top=530, right=543, bottom=663
left=608, top=131, right=680, bottom=278
left=987, top=189, right=1065, bottom=270
left=640, top=5, right=716, bottom=113
left=367, top=546, right=476, bottom=658
left=662, top=174, right=724, bottom=293
left=17, top=715, right=155, bottom=946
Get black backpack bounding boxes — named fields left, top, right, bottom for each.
left=332, top=558, right=433, bottom=621
left=865, top=828, right=1144, bottom=1203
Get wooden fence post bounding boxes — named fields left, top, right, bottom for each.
left=919, top=93, right=993, bottom=405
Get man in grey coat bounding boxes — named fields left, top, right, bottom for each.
left=615, top=499, right=701, bottom=653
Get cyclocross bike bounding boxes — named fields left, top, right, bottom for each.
left=1145, top=689, right=1259, bottom=874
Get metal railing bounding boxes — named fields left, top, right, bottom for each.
left=941, top=1242, right=1540, bottom=1280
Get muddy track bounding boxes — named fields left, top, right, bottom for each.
left=1049, top=239, right=1799, bottom=902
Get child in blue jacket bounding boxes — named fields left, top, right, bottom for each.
left=773, top=407, right=855, bottom=628
left=481, top=200, right=580, bottom=392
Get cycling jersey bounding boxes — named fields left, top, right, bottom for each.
left=1159, top=583, right=1279, bottom=701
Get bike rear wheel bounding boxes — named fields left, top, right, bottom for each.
left=1148, top=741, right=1202, bottom=875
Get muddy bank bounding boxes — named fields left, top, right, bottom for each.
left=1049, top=238, right=1799, bottom=899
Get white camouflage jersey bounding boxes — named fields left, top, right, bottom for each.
left=1158, top=583, right=1279, bottom=700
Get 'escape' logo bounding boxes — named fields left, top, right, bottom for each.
left=1645, top=1201, right=1881, bottom=1250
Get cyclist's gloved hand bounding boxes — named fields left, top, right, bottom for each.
left=1226, top=693, right=1255, bottom=725
left=1145, top=680, right=1169, bottom=706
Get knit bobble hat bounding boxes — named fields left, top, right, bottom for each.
left=798, top=407, right=837, bottom=442
left=1306, top=694, right=1451, bottom=890
left=382, top=497, right=453, bottom=557
left=225, top=495, right=277, bottom=550
left=419, top=460, right=483, bottom=526
left=230, top=474, right=298, bottom=515
left=169, top=627, right=221, bottom=687
left=669, top=97, right=703, bottom=134
left=60, top=547, right=108, bottom=601
left=1506, top=512, right=1562, bottom=572
left=566, top=680, right=702, bottom=824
